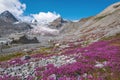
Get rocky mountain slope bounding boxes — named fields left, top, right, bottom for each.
left=0, top=11, right=32, bottom=36
left=59, top=2, right=120, bottom=44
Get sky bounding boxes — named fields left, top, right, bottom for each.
left=0, top=0, right=119, bottom=23
left=19, top=0, right=120, bottom=20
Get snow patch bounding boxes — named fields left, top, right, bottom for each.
left=31, top=24, right=59, bottom=35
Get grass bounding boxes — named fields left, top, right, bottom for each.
left=94, top=15, right=107, bottom=20
left=32, top=47, right=54, bottom=54
left=0, top=52, right=24, bottom=62
left=101, top=33, right=120, bottom=47
left=0, top=46, right=55, bottom=62
left=101, top=33, right=120, bottom=40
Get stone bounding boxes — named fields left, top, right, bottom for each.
left=11, top=35, right=39, bottom=44
left=22, top=55, right=31, bottom=60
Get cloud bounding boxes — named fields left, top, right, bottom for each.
left=0, top=0, right=33, bottom=22
left=32, top=12, right=60, bottom=24
left=0, top=0, right=60, bottom=23
left=0, top=0, right=26, bottom=18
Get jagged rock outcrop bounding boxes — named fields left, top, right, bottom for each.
left=49, top=17, right=68, bottom=29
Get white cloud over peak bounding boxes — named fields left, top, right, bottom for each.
left=32, top=12, right=60, bottom=24
left=0, top=0, right=26, bottom=17
left=0, top=0, right=60, bottom=23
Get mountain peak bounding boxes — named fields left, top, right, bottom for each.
left=49, top=17, right=68, bottom=29
left=1, top=10, right=11, bottom=15
left=0, top=10, right=18, bottom=23
left=97, top=2, right=120, bottom=16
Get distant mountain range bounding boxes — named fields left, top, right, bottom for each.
left=0, top=2, right=120, bottom=44
left=0, top=10, right=68, bottom=36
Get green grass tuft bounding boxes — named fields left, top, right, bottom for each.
left=94, top=15, right=107, bottom=20
left=0, top=52, right=24, bottom=62
left=101, top=33, right=120, bottom=40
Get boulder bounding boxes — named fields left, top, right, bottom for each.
left=11, top=35, right=39, bottom=44
left=22, top=55, right=31, bottom=60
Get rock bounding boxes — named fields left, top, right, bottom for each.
left=22, top=55, right=31, bottom=60
left=11, top=35, right=39, bottom=44
left=49, top=17, right=68, bottom=29
left=0, top=54, right=76, bottom=79
left=0, top=68, right=4, bottom=72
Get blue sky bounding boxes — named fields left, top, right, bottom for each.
left=19, top=0, right=120, bottom=20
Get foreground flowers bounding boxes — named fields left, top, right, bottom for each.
left=0, top=39, right=120, bottom=80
